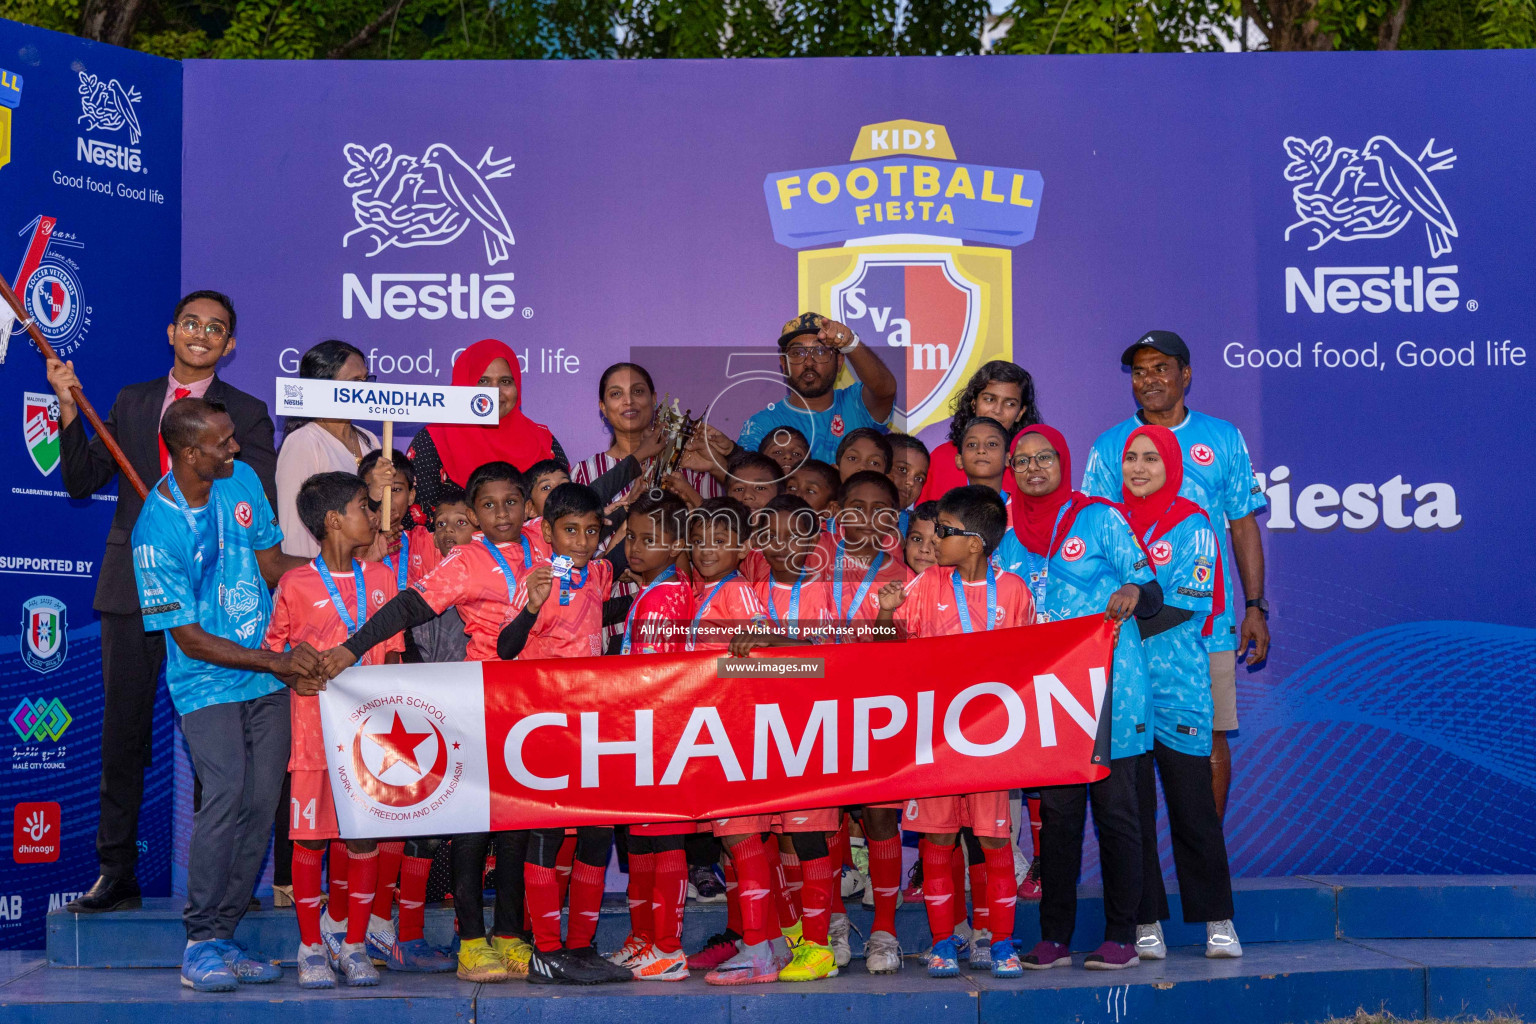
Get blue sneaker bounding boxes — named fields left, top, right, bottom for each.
left=365, top=914, right=396, bottom=966
left=991, top=939, right=1023, bottom=979
left=387, top=937, right=456, bottom=973
left=926, top=936, right=961, bottom=978
left=212, top=939, right=282, bottom=983
left=182, top=940, right=239, bottom=992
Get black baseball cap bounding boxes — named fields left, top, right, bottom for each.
left=778, top=312, right=828, bottom=350
left=1120, top=330, right=1190, bottom=367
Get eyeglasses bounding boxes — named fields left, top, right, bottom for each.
left=176, top=316, right=228, bottom=342
left=339, top=373, right=379, bottom=383
left=1010, top=451, right=1058, bottom=470
left=784, top=345, right=836, bottom=363
left=934, top=524, right=981, bottom=540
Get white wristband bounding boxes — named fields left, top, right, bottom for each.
left=842, top=331, right=862, bottom=352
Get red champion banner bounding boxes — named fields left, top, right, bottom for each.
left=317, top=617, right=1115, bottom=837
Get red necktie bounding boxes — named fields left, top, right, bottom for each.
left=158, top=387, right=192, bottom=475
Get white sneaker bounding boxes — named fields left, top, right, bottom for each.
left=1206, top=920, right=1242, bottom=958
left=968, top=928, right=993, bottom=969
left=607, top=933, right=648, bottom=968
left=769, top=934, right=792, bottom=970
left=864, top=929, right=902, bottom=974
left=827, top=913, right=852, bottom=968
left=319, top=910, right=346, bottom=963
left=1136, top=922, right=1167, bottom=961
left=841, top=866, right=867, bottom=901
left=335, top=941, right=380, bottom=986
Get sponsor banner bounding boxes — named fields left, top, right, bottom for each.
left=320, top=617, right=1113, bottom=836
left=274, top=376, right=498, bottom=424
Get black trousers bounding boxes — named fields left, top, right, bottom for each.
left=451, top=831, right=528, bottom=940
left=685, top=830, right=721, bottom=871
left=1038, top=754, right=1144, bottom=946
left=95, top=611, right=167, bottom=879
left=1136, top=741, right=1235, bottom=925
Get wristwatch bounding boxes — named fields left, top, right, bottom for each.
left=1245, top=598, right=1269, bottom=616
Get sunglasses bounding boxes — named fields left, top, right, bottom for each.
left=934, top=524, right=981, bottom=540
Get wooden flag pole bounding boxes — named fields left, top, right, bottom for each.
left=0, top=269, right=148, bottom=500
left=380, top=419, right=393, bottom=528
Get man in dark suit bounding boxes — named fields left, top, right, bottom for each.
left=46, top=289, right=278, bottom=913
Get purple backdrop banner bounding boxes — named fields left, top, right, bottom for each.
left=180, top=53, right=1536, bottom=880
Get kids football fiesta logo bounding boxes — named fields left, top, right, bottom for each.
left=765, top=120, right=1044, bottom=433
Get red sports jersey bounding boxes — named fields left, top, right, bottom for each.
left=517, top=557, right=614, bottom=660
left=898, top=564, right=1034, bottom=639
left=754, top=576, right=837, bottom=643
left=689, top=575, right=768, bottom=651
left=266, top=559, right=404, bottom=771
left=522, top=518, right=555, bottom=562
left=623, top=575, right=697, bottom=655
left=811, top=533, right=912, bottom=622
left=739, top=548, right=770, bottom=584
left=413, top=533, right=536, bottom=662
left=374, top=524, right=440, bottom=586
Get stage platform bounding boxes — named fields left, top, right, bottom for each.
left=5, top=876, right=1535, bottom=1023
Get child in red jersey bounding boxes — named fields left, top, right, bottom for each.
left=410, top=485, right=473, bottom=664
left=319, top=461, right=540, bottom=984
left=834, top=427, right=892, bottom=481
left=265, top=473, right=424, bottom=988
left=359, top=449, right=439, bottom=586
left=785, top=459, right=838, bottom=520
left=521, top=459, right=568, bottom=561
left=813, top=472, right=911, bottom=631
left=724, top=451, right=783, bottom=511
left=903, top=500, right=941, bottom=575
left=876, top=485, right=1036, bottom=980
left=757, top=425, right=810, bottom=476
left=887, top=433, right=931, bottom=512
left=495, top=483, right=630, bottom=986
left=607, top=493, right=698, bottom=982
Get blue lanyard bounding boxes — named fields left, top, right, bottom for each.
left=765, top=573, right=807, bottom=639
left=690, top=570, right=739, bottom=646
left=1022, top=503, right=1071, bottom=611
left=621, top=565, right=676, bottom=655
left=558, top=563, right=590, bottom=607
left=898, top=508, right=911, bottom=540
left=479, top=534, right=533, bottom=604
left=832, top=540, right=884, bottom=620
left=951, top=562, right=999, bottom=634
left=314, top=557, right=367, bottom=636
left=165, top=472, right=223, bottom=570
left=383, top=531, right=409, bottom=590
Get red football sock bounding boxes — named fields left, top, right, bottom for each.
left=566, top=860, right=606, bottom=950
left=969, top=859, right=990, bottom=933
left=292, top=844, right=325, bottom=947
left=867, top=836, right=903, bottom=935
left=730, top=836, right=773, bottom=947
left=920, top=839, right=955, bottom=942
left=764, top=839, right=799, bottom=932
left=555, top=834, right=577, bottom=908
left=780, top=846, right=804, bottom=914
left=627, top=851, right=655, bottom=942
left=828, top=823, right=849, bottom=914
left=1027, top=797, right=1043, bottom=858
left=371, top=841, right=403, bottom=922
left=397, top=854, right=432, bottom=943
left=327, top=840, right=349, bottom=924
left=525, top=863, right=564, bottom=952
left=799, top=854, right=834, bottom=946
left=984, top=845, right=1018, bottom=943
left=652, top=848, right=687, bottom=953
left=345, top=849, right=379, bottom=944
left=950, top=843, right=969, bottom=928
left=724, top=859, right=743, bottom=936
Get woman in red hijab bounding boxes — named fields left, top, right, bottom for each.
left=1118, top=424, right=1240, bottom=961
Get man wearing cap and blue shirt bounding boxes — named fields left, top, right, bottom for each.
left=1081, top=331, right=1271, bottom=821
left=737, top=313, right=898, bottom=464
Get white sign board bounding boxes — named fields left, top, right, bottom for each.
left=275, top=377, right=498, bottom=424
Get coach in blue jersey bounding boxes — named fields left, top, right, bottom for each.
left=131, top=397, right=318, bottom=992
left=1081, top=331, right=1270, bottom=819
left=737, top=313, right=897, bottom=463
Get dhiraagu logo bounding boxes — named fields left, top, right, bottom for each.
left=764, top=120, right=1044, bottom=433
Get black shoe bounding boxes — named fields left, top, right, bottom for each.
left=526, top=946, right=612, bottom=986
left=247, top=896, right=262, bottom=911
left=65, top=875, right=142, bottom=914
left=567, top=945, right=634, bottom=983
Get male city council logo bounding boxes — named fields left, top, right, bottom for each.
left=23, top=392, right=60, bottom=476
left=10, top=697, right=71, bottom=742
left=1284, top=134, right=1456, bottom=258
left=12, top=216, right=90, bottom=358
left=765, top=120, right=1044, bottom=434
left=343, top=699, right=463, bottom=814
left=20, top=596, right=67, bottom=675
left=342, top=143, right=515, bottom=266
left=77, top=71, right=143, bottom=144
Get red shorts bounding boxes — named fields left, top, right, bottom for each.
left=777, top=808, right=841, bottom=833
left=289, top=769, right=340, bottom=841
left=712, top=814, right=782, bottom=837
left=902, top=792, right=1012, bottom=839
left=632, top=822, right=699, bottom=837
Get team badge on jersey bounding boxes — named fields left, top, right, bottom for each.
left=830, top=414, right=845, bottom=437
left=1193, top=557, right=1212, bottom=586
left=234, top=500, right=253, bottom=527
left=1149, top=540, right=1173, bottom=566
left=1190, top=443, right=1215, bottom=466
left=371, top=589, right=386, bottom=606
left=1060, top=536, right=1085, bottom=562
